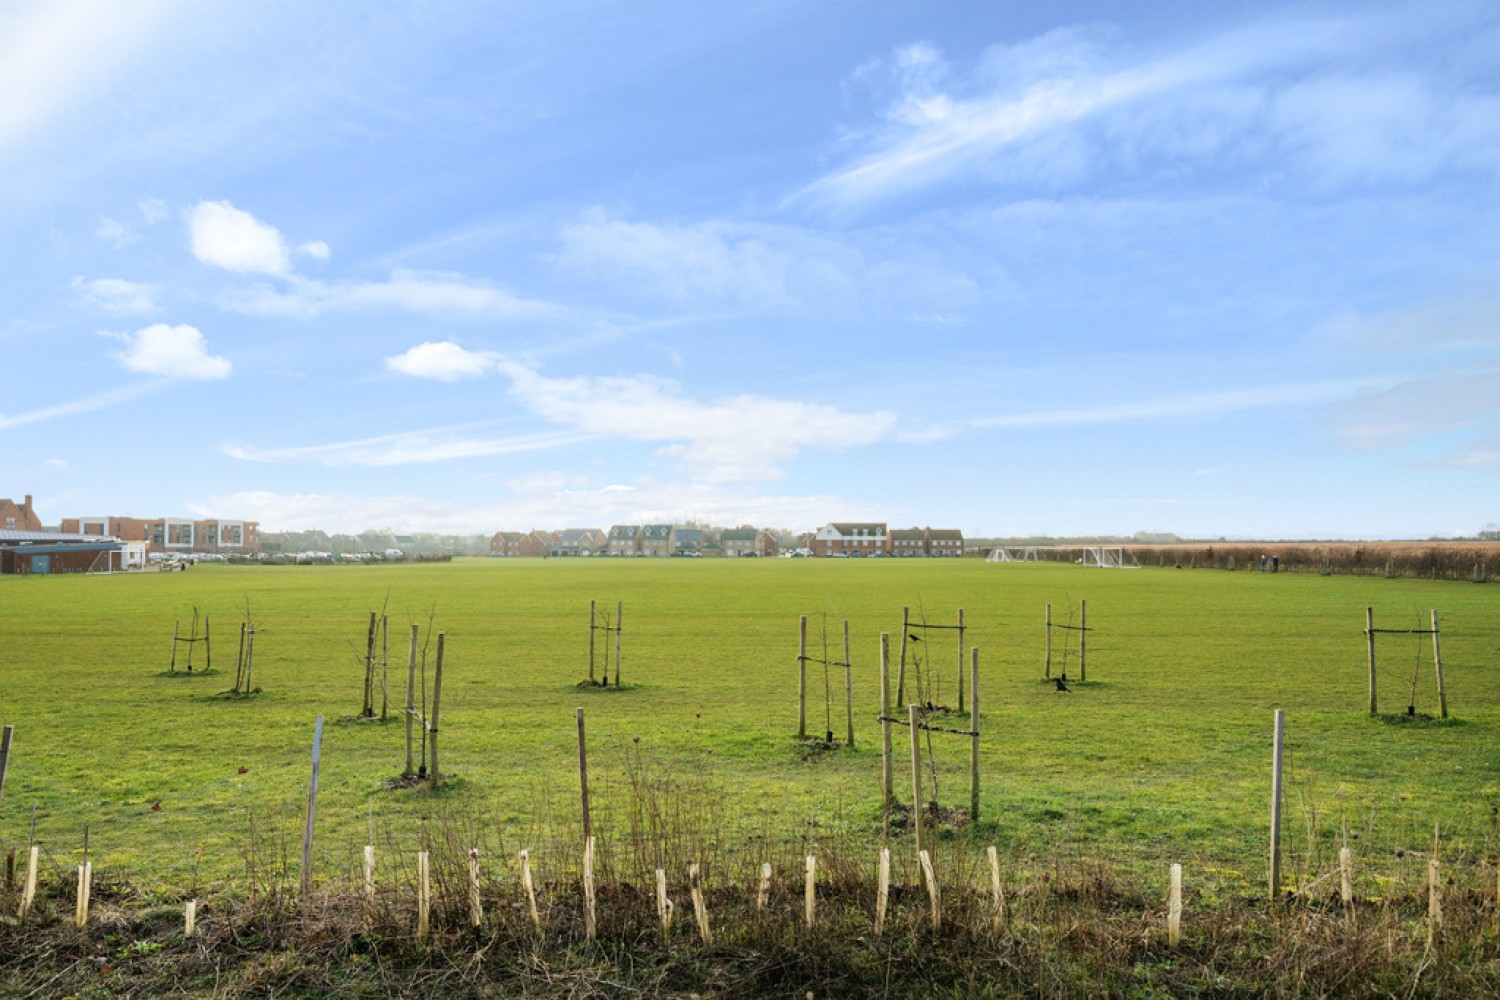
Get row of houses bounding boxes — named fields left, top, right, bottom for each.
left=58, top=515, right=261, bottom=554
left=489, top=522, right=964, bottom=558
left=489, top=525, right=784, bottom=558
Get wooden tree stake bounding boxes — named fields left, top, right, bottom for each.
left=185, top=899, right=198, bottom=938
left=1366, top=607, right=1378, bottom=716
left=0, top=724, right=13, bottom=808
left=804, top=855, right=816, bottom=929
left=956, top=607, right=966, bottom=712
left=404, top=624, right=418, bottom=777
left=969, top=647, right=980, bottom=822
left=577, top=707, right=592, bottom=840
left=74, top=860, right=92, bottom=928
left=416, top=850, right=430, bottom=940
left=520, top=849, right=540, bottom=931
left=880, top=634, right=893, bottom=811
left=918, top=849, right=941, bottom=930
left=843, top=618, right=854, bottom=748
left=690, top=863, right=712, bottom=945
left=469, top=848, right=483, bottom=929
left=988, top=845, right=1004, bottom=932
left=1269, top=708, right=1284, bottom=902
left=364, top=844, right=376, bottom=922
left=588, top=600, right=596, bottom=683
left=614, top=600, right=623, bottom=686
left=1079, top=599, right=1087, bottom=682
left=583, top=835, right=597, bottom=940
left=875, top=847, right=890, bottom=936
left=656, top=868, right=673, bottom=937
left=1044, top=603, right=1052, bottom=679
left=896, top=606, right=910, bottom=708
left=18, top=845, right=38, bottom=921
left=301, top=714, right=324, bottom=899
left=909, top=703, right=925, bottom=867
left=428, top=632, right=445, bottom=785
left=1167, top=863, right=1182, bottom=947
left=1432, top=609, right=1448, bottom=720
left=798, top=614, right=807, bottom=739
left=756, top=862, right=771, bottom=911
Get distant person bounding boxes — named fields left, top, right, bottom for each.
left=1260, top=554, right=1267, bottom=571
left=1271, top=556, right=1279, bottom=573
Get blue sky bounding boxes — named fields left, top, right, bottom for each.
left=4, top=1, right=1500, bottom=539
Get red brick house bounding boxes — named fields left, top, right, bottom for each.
left=0, top=496, right=42, bottom=532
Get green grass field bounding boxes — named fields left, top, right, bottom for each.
left=2, top=558, right=1498, bottom=898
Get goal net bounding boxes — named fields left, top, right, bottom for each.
left=1081, top=546, right=1137, bottom=569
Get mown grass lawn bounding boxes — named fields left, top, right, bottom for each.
left=1, top=557, right=1497, bottom=897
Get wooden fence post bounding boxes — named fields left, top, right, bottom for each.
left=1269, top=708, right=1284, bottom=902
left=1366, top=607, right=1377, bottom=717
left=301, top=714, right=324, bottom=899
left=798, top=615, right=807, bottom=739
left=1432, top=609, right=1447, bottom=720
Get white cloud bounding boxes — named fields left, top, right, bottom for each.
left=96, top=216, right=137, bottom=247
left=297, top=240, right=330, bottom=260
left=220, top=269, right=552, bottom=320
left=494, top=358, right=896, bottom=483
left=72, top=276, right=158, bottom=315
left=139, top=198, right=168, bottom=224
left=385, top=341, right=498, bottom=381
left=223, top=424, right=592, bottom=467
left=187, top=200, right=292, bottom=276
left=505, top=471, right=588, bottom=493
left=112, top=323, right=231, bottom=379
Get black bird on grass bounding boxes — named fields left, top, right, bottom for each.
left=1054, top=677, right=1070, bottom=692
left=908, top=634, right=923, bottom=642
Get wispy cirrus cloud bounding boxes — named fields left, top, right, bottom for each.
left=72, top=276, right=158, bottom=315
left=800, top=9, right=1500, bottom=207
left=222, top=423, right=594, bottom=467
left=0, top=381, right=162, bottom=431
left=219, top=270, right=553, bottom=320
left=972, top=379, right=1382, bottom=431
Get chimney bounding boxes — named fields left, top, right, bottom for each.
left=23, top=495, right=32, bottom=515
